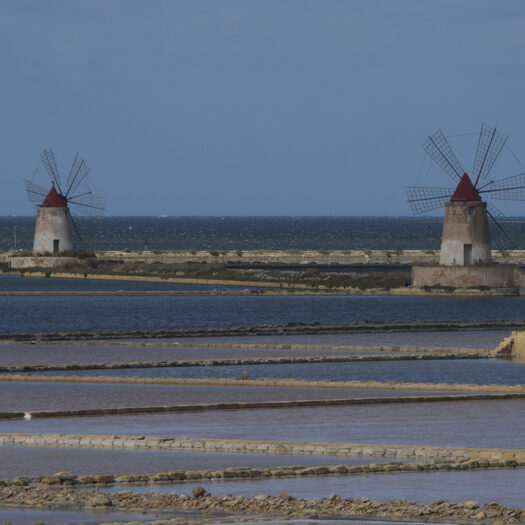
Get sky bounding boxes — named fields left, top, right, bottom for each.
left=2, top=0, right=525, bottom=216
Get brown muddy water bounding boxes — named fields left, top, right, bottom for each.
left=2, top=399, right=524, bottom=449
left=0, top=383, right=461, bottom=412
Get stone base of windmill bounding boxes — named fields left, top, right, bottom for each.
left=8, top=256, right=82, bottom=270
left=412, top=264, right=522, bottom=290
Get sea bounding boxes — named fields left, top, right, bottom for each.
left=3, top=215, right=525, bottom=251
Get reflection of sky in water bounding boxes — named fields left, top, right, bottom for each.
left=97, top=468, right=525, bottom=508
left=1, top=383, right=452, bottom=412
left=1, top=446, right=390, bottom=478
left=0, top=507, right=163, bottom=525
left=0, top=295, right=524, bottom=333
left=45, top=358, right=525, bottom=386
left=182, top=330, right=509, bottom=349
left=3, top=399, right=524, bottom=449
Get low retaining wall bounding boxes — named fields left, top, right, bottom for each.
left=2, top=433, right=524, bottom=462
left=14, top=458, right=525, bottom=488
left=8, top=257, right=82, bottom=269
left=0, top=351, right=487, bottom=373
left=4, top=392, right=525, bottom=420
left=2, top=375, right=523, bottom=393
left=0, top=319, right=522, bottom=342
left=178, top=342, right=487, bottom=353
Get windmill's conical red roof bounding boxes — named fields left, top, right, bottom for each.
left=451, top=173, right=481, bottom=202
left=41, top=185, right=67, bottom=207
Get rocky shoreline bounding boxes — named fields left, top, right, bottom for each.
left=4, top=457, right=521, bottom=487
left=1, top=482, right=524, bottom=524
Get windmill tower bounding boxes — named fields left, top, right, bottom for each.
left=25, top=148, right=105, bottom=254
left=406, top=124, right=525, bottom=288
left=407, top=124, right=525, bottom=265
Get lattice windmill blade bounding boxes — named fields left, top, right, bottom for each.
left=421, top=129, right=464, bottom=182
left=486, top=203, right=518, bottom=250
left=473, top=123, right=507, bottom=186
left=65, top=154, right=91, bottom=198
left=405, top=186, right=454, bottom=215
left=68, top=209, right=84, bottom=247
left=24, top=179, right=50, bottom=203
left=40, top=147, right=63, bottom=194
left=479, top=173, right=525, bottom=201
left=68, top=194, right=106, bottom=217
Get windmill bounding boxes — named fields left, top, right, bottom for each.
left=406, top=124, right=525, bottom=266
left=25, top=148, right=105, bottom=254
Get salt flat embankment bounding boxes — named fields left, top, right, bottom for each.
left=94, top=248, right=525, bottom=264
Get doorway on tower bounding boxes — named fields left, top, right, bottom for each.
left=53, top=239, right=60, bottom=255
left=464, top=244, right=472, bottom=265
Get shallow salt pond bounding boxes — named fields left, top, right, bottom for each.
left=0, top=447, right=393, bottom=479
left=0, top=329, right=504, bottom=366
left=3, top=399, right=525, bottom=449
left=96, top=468, right=525, bottom=508
left=177, top=330, right=509, bottom=349
left=0, top=295, right=523, bottom=334
left=0, top=383, right=462, bottom=412
left=40, top=358, right=525, bottom=386
left=0, top=344, right=377, bottom=366
left=0, top=506, right=163, bottom=525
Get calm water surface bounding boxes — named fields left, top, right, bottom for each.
left=99, top=468, right=525, bottom=507
left=0, top=295, right=524, bottom=333
left=3, top=399, right=524, bottom=449
left=0, top=383, right=453, bottom=412
left=180, top=330, right=509, bottom=349
left=0, top=446, right=390, bottom=478
left=49, top=359, right=525, bottom=386
left=0, top=507, right=162, bottom=525
left=0, top=344, right=426, bottom=366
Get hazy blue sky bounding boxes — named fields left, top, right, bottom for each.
left=2, top=1, right=525, bottom=216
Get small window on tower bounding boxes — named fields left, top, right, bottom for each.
left=468, top=206, right=474, bottom=216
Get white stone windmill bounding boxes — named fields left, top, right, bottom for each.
left=406, top=124, right=525, bottom=266
left=25, top=148, right=105, bottom=254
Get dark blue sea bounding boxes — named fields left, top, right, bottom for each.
left=0, top=216, right=463, bottom=251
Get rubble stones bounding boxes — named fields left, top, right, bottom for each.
left=0, top=484, right=523, bottom=524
